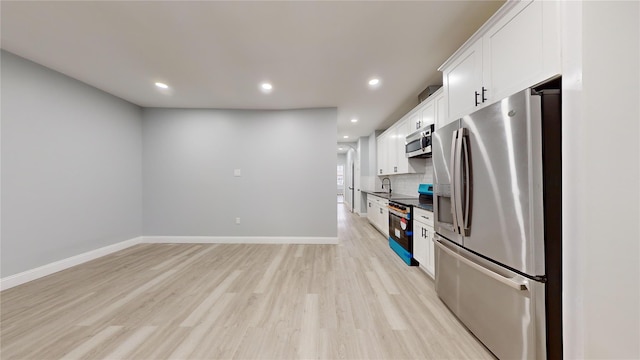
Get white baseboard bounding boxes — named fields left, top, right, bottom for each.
left=0, top=236, right=144, bottom=291
left=142, top=236, right=339, bottom=245
left=0, top=235, right=339, bottom=291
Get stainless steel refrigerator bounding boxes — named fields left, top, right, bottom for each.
left=432, top=87, right=562, bottom=359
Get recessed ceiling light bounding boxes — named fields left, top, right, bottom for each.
left=343, top=135, right=349, bottom=139
left=351, top=118, right=358, bottom=123
left=155, top=82, right=169, bottom=89
left=260, top=82, right=273, bottom=92
left=368, top=78, right=380, bottom=86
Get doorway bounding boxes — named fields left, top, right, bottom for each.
left=349, top=162, right=355, bottom=212
left=337, top=164, right=344, bottom=203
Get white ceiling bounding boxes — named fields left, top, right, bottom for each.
left=1, top=1, right=503, bottom=150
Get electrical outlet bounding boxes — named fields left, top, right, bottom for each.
left=234, top=169, right=241, bottom=177
left=235, top=217, right=241, bottom=225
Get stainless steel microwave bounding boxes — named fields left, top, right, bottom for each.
left=405, top=124, right=434, bottom=158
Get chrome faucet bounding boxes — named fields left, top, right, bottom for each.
left=381, top=177, right=392, bottom=195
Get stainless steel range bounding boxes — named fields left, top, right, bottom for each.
left=387, top=200, right=417, bottom=266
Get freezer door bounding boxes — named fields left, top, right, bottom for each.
left=434, top=236, right=546, bottom=360
left=432, top=120, right=462, bottom=245
left=459, top=89, right=544, bottom=276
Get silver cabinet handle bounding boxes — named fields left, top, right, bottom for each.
left=433, top=238, right=528, bottom=291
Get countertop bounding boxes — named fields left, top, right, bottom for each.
left=361, top=190, right=416, bottom=201
left=362, top=190, right=433, bottom=212
left=413, top=203, right=434, bottom=212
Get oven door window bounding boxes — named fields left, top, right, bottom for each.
left=389, top=212, right=411, bottom=252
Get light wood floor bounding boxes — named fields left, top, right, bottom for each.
left=1, top=204, right=493, bottom=359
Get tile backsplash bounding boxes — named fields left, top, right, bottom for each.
left=381, top=159, right=434, bottom=196
left=363, top=159, right=433, bottom=197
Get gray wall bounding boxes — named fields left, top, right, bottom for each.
left=357, top=136, right=370, bottom=176
left=142, top=107, right=337, bottom=237
left=1, top=51, right=143, bottom=277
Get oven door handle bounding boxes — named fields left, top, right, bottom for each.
left=388, top=208, right=409, bottom=218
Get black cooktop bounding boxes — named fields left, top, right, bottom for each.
left=390, top=196, right=433, bottom=212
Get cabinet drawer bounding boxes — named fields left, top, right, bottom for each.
left=413, top=208, right=434, bottom=226
left=367, top=194, right=389, bottom=207
left=375, top=197, right=389, bottom=206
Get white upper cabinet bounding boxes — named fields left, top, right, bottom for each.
left=376, top=89, right=445, bottom=176
left=409, top=111, right=422, bottom=133
left=394, top=118, right=408, bottom=174
left=376, top=117, right=425, bottom=176
left=420, top=100, right=436, bottom=128
left=442, top=40, right=484, bottom=123
left=439, top=0, right=561, bottom=124
left=482, top=0, right=560, bottom=101
left=415, top=88, right=444, bottom=131
left=376, top=132, right=389, bottom=175
left=435, top=89, right=448, bottom=130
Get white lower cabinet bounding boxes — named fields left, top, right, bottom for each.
left=380, top=204, right=389, bottom=238
left=413, top=207, right=435, bottom=278
left=367, top=194, right=389, bottom=238
left=366, top=195, right=376, bottom=222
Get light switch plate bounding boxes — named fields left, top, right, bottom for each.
left=234, top=169, right=241, bottom=177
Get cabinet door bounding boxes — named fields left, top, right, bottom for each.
left=385, top=131, right=394, bottom=175
left=376, top=199, right=389, bottom=234
left=375, top=203, right=383, bottom=233
left=371, top=202, right=382, bottom=232
left=482, top=0, right=560, bottom=102
left=442, top=40, right=483, bottom=121
left=434, top=90, right=448, bottom=130
left=413, top=221, right=428, bottom=266
left=381, top=206, right=389, bottom=238
left=409, top=112, right=422, bottom=132
left=424, top=225, right=435, bottom=277
left=376, top=134, right=388, bottom=175
left=385, top=126, right=397, bottom=175
left=394, top=119, right=410, bottom=174
left=420, top=101, right=436, bottom=127
left=367, top=197, right=375, bottom=224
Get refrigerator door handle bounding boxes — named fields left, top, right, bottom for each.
left=461, top=129, right=471, bottom=236
left=449, top=130, right=459, bottom=233
left=433, top=238, right=529, bottom=291
left=454, top=129, right=465, bottom=235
